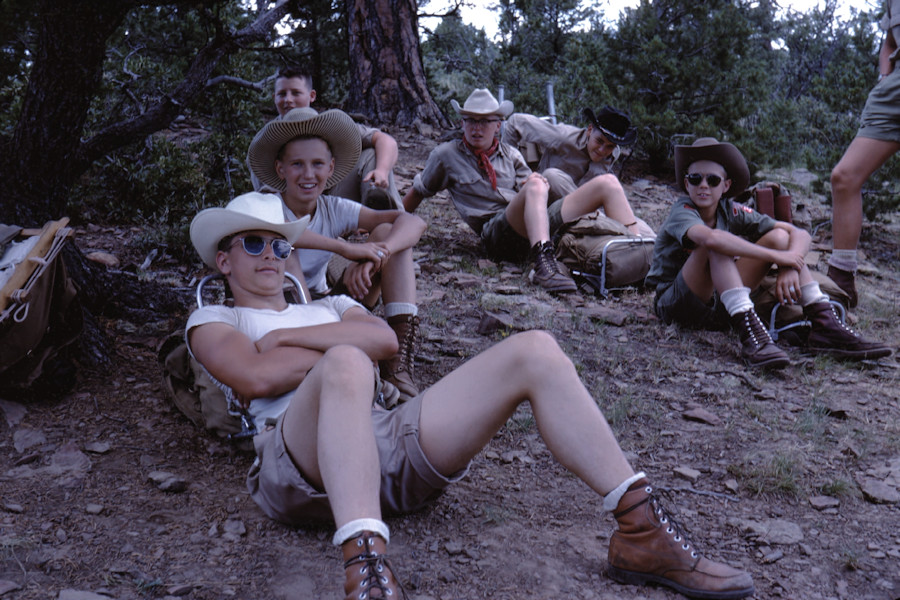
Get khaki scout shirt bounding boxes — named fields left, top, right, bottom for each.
left=645, top=196, right=777, bottom=293
left=502, top=113, right=620, bottom=187
left=412, top=138, right=531, bottom=234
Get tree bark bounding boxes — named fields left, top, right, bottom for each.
left=344, top=0, right=450, bottom=129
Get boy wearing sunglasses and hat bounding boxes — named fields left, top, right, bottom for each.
left=248, top=107, right=426, bottom=403
left=187, top=191, right=756, bottom=600
left=403, top=89, right=645, bottom=295
left=646, top=138, right=890, bottom=368
left=503, top=107, right=651, bottom=235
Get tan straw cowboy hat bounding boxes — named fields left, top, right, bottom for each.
left=450, top=88, right=513, bottom=118
left=247, top=107, right=362, bottom=192
left=190, top=192, right=309, bottom=269
left=674, top=137, right=750, bottom=198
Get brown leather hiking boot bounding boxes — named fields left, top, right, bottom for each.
left=730, top=309, right=789, bottom=369
left=826, top=264, right=858, bottom=308
left=380, top=314, right=420, bottom=404
left=341, top=531, right=408, bottom=600
left=804, top=301, right=892, bottom=360
left=608, top=479, right=755, bottom=599
left=528, top=240, right=577, bottom=294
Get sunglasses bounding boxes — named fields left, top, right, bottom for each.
left=229, top=235, right=293, bottom=260
left=685, top=173, right=724, bottom=187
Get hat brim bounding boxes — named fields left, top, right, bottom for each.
left=190, top=208, right=309, bottom=269
left=247, top=109, right=362, bottom=193
left=674, top=140, right=749, bottom=198
left=451, top=98, right=514, bottom=118
left=583, top=107, right=638, bottom=146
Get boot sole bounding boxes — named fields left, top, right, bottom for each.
left=743, top=355, right=790, bottom=370
left=607, top=564, right=755, bottom=600
left=805, top=346, right=892, bottom=360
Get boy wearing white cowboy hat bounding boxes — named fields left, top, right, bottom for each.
left=646, top=138, right=891, bottom=368
left=503, top=106, right=652, bottom=237
left=187, top=191, right=756, bottom=600
left=247, top=106, right=426, bottom=403
left=251, top=65, right=403, bottom=210
left=403, top=89, right=646, bottom=295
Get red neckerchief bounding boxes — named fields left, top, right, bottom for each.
left=464, top=137, right=500, bottom=190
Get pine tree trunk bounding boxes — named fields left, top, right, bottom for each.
left=344, top=0, right=450, bottom=129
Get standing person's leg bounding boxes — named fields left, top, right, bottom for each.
left=416, top=331, right=754, bottom=599
left=365, top=223, right=421, bottom=403
left=829, top=136, right=900, bottom=306
left=277, top=345, right=406, bottom=599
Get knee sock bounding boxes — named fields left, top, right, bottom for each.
left=828, top=249, right=858, bottom=272
left=384, top=302, right=417, bottom=319
left=602, top=471, right=647, bottom=512
left=333, top=518, right=390, bottom=546
left=720, top=286, right=754, bottom=316
left=800, top=281, right=830, bottom=307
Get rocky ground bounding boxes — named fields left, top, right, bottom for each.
left=1, top=127, right=899, bottom=600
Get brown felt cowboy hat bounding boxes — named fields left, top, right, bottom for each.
left=190, top=192, right=310, bottom=269
left=674, top=137, right=750, bottom=198
left=247, top=107, right=362, bottom=192
left=450, top=88, right=514, bottom=118
left=582, top=106, right=637, bottom=146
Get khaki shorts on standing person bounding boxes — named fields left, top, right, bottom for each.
left=247, top=393, right=468, bottom=524
left=858, top=71, right=900, bottom=144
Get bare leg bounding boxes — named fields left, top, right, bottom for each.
left=831, top=136, right=900, bottom=250
left=418, top=330, right=634, bottom=495
left=279, top=345, right=382, bottom=527
left=503, top=176, right=552, bottom=245
left=560, top=174, right=640, bottom=235
left=365, top=222, right=416, bottom=307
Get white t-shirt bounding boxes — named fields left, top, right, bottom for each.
left=185, top=295, right=363, bottom=424
left=282, top=195, right=361, bottom=294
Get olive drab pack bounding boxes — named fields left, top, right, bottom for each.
left=554, top=210, right=655, bottom=297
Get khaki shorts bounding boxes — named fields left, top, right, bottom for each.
left=858, top=71, right=900, bottom=144
left=480, top=198, right=565, bottom=262
left=246, top=393, right=468, bottom=525
left=653, top=271, right=729, bottom=330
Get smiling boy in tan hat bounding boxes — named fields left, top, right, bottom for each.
left=403, top=88, right=645, bottom=295
left=247, top=106, right=427, bottom=402
left=646, top=138, right=891, bottom=368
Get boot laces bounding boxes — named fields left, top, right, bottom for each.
left=535, top=242, right=562, bottom=276
left=343, top=535, right=408, bottom=599
left=742, top=310, right=772, bottom=348
left=647, top=487, right=699, bottom=559
left=395, top=316, right=418, bottom=375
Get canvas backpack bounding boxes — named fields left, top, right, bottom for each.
left=555, top=210, right=655, bottom=297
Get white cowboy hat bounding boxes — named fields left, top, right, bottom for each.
left=674, top=137, right=750, bottom=198
left=450, top=88, right=513, bottom=118
left=247, top=107, right=362, bottom=192
left=190, top=192, right=310, bottom=268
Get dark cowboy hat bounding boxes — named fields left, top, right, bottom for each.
left=582, top=106, right=638, bottom=146
left=674, top=137, right=750, bottom=198
left=247, top=107, right=362, bottom=192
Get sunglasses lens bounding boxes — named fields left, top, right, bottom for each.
left=242, top=236, right=266, bottom=255
left=272, top=239, right=292, bottom=259
left=686, top=173, right=723, bottom=187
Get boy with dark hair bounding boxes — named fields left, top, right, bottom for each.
left=646, top=138, right=891, bottom=368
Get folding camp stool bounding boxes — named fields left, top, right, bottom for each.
left=570, top=236, right=656, bottom=298
left=767, top=299, right=846, bottom=342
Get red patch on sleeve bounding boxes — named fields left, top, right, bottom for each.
left=733, top=203, right=754, bottom=216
